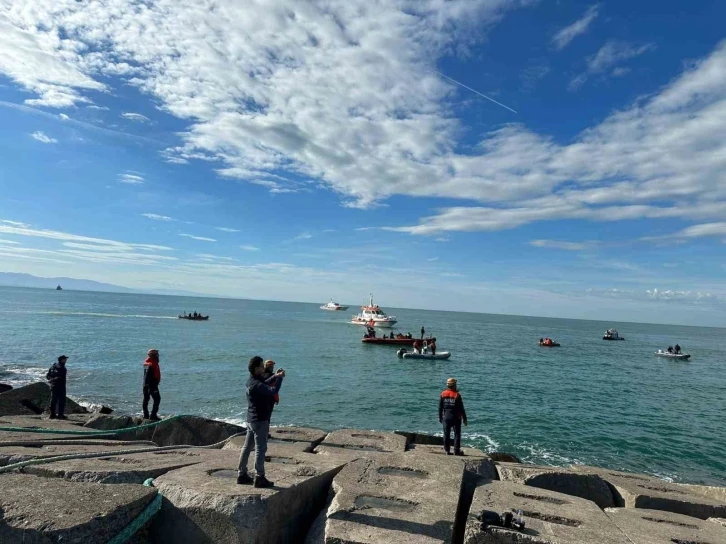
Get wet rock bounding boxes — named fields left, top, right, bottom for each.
left=605, top=507, right=726, bottom=544
left=464, top=480, right=628, bottom=544
left=496, top=462, right=615, bottom=509
left=0, top=383, right=12, bottom=394
left=322, top=452, right=465, bottom=544
left=0, top=474, right=156, bottom=543
left=574, top=465, right=726, bottom=519
left=0, top=382, right=88, bottom=417
left=94, top=405, right=114, bottom=414
left=313, top=428, right=407, bottom=458
left=22, top=447, right=213, bottom=484
left=84, top=414, right=245, bottom=447
left=148, top=442, right=346, bottom=543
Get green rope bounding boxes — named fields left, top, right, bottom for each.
left=0, top=414, right=186, bottom=436
left=105, top=478, right=163, bottom=544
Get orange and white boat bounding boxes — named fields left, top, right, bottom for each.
left=350, top=295, right=397, bottom=328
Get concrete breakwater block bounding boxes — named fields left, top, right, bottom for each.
left=605, top=507, right=726, bottom=543
left=0, top=441, right=155, bottom=467
left=22, top=447, right=215, bottom=484
left=0, top=474, right=156, bottom=543
left=313, top=428, right=407, bottom=458
left=464, top=480, right=629, bottom=544
left=574, top=466, right=726, bottom=520
left=0, top=414, right=95, bottom=443
left=148, top=443, right=347, bottom=543
left=0, top=382, right=88, bottom=417
left=84, top=414, right=245, bottom=447
left=495, top=462, right=615, bottom=509
left=407, top=444, right=498, bottom=480
left=321, top=452, right=465, bottom=544
left=222, top=426, right=328, bottom=454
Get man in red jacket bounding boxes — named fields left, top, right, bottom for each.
left=439, top=377, right=467, bottom=456
left=142, top=349, right=162, bottom=421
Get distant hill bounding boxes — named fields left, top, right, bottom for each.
left=0, top=272, right=205, bottom=297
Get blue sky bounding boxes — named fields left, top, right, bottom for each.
left=1, top=0, right=726, bottom=326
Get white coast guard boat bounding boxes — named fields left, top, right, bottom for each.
left=320, top=300, right=349, bottom=311
left=350, top=295, right=397, bottom=328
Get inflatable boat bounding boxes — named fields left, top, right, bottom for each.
left=363, top=336, right=436, bottom=346
left=178, top=315, right=209, bottom=321
left=655, top=350, right=690, bottom=360
left=538, top=340, right=560, bottom=347
left=397, top=348, right=451, bottom=360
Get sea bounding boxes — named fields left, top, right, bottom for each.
left=1, top=286, right=724, bottom=485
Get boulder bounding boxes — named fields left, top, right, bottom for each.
left=496, top=462, right=615, bottom=509
left=605, top=507, right=726, bottom=544
left=322, top=452, right=465, bottom=544
left=0, top=383, right=12, bottom=393
left=574, top=465, right=726, bottom=519
left=464, top=480, right=629, bottom=544
left=94, top=405, right=114, bottom=414
left=313, top=428, right=407, bottom=458
left=0, top=414, right=92, bottom=442
left=488, top=452, right=522, bottom=463
left=148, top=442, right=346, bottom=543
left=22, top=447, right=214, bottom=484
left=0, top=382, right=88, bottom=416
left=0, top=474, right=156, bottom=543
left=407, top=444, right=498, bottom=480
left=84, top=414, right=245, bottom=447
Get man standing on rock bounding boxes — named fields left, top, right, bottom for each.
left=238, top=356, right=284, bottom=488
left=439, top=377, right=468, bottom=456
left=142, top=349, right=162, bottom=421
left=46, top=355, right=68, bottom=420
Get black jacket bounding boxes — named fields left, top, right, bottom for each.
left=246, top=374, right=283, bottom=423
left=46, top=363, right=67, bottom=390
left=439, top=389, right=467, bottom=423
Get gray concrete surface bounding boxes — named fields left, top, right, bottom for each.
left=323, top=452, right=465, bottom=544
left=149, top=442, right=346, bottom=543
left=314, top=428, right=407, bottom=458
left=574, top=465, right=726, bottom=519
left=606, top=507, right=726, bottom=543
left=464, top=480, right=628, bottom=544
left=496, top=462, right=615, bottom=509
left=0, top=474, right=156, bottom=543
left=222, top=426, right=328, bottom=454
left=407, top=444, right=498, bottom=480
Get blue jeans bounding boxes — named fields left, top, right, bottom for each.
left=238, top=420, right=270, bottom=477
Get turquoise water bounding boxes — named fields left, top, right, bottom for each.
left=1, top=286, right=724, bottom=485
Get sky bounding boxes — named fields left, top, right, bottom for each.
left=1, top=0, right=725, bottom=326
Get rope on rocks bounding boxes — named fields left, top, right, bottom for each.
left=0, top=414, right=187, bottom=436
left=105, top=478, right=163, bottom=544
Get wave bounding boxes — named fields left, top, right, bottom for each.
left=0, top=365, right=47, bottom=386
left=26, top=311, right=177, bottom=320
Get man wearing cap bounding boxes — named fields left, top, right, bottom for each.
left=142, top=349, right=162, bottom=421
left=46, top=355, right=68, bottom=420
left=439, top=377, right=468, bottom=456
left=238, top=356, right=285, bottom=488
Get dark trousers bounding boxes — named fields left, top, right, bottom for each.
left=142, top=386, right=161, bottom=417
left=50, top=387, right=66, bottom=417
left=443, top=419, right=461, bottom=453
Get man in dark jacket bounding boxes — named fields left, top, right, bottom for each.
left=237, top=356, right=284, bottom=488
left=439, top=377, right=468, bottom=456
left=46, top=355, right=68, bottom=419
left=142, top=349, right=162, bottom=421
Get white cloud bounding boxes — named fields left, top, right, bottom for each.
left=1, top=220, right=30, bottom=228
left=675, top=222, right=726, bottom=239
left=530, top=239, right=591, bottom=251
left=59, top=113, right=70, bottom=121
left=141, top=213, right=175, bottom=221
left=240, top=245, right=260, bottom=251
left=294, top=232, right=313, bottom=240
left=119, top=173, right=144, bottom=185
left=180, top=233, right=217, bottom=242
left=552, top=5, right=600, bottom=50
left=0, top=239, right=20, bottom=245
left=30, top=131, right=57, bottom=144
left=121, top=112, right=150, bottom=123
left=215, top=227, right=240, bottom=233
left=570, top=41, right=655, bottom=90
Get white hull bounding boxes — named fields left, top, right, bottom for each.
left=321, top=306, right=348, bottom=311
left=351, top=318, right=397, bottom=328
left=401, top=351, right=451, bottom=360
left=655, top=351, right=690, bottom=360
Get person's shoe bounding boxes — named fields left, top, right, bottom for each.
left=236, top=473, right=253, bottom=485
left=454, top=450, right=465, bottom=456
left=49, top=414, right=57, bottom=420
left=142, top=413, right=150, bottom=420
left=445, top=450, right=452, bottom=456
left=149, top=415, right=161, bottom=421
left=254, top=475, right=274, bottom=488
left=57, top=415, right=68, bottom=420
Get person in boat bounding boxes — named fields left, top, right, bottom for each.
left=237, top=356, right=285, bottom=488
left=539, top=338, right=543, bottom=344
left=413, top=340, right=422, bottom=354
left=46, top=355, right=68, bottom=420
left=674, top=344, right=681, bottom=354
left=422, top=341, right=428, bottom=354
left=397, top=333, right=404, bottom=339
left=366, top=326, right=376, bottom=338
left=667, top=346, right=673, bottom=354
left=439, top=378, right=468, bottom=456
left=406, top=333, right=412, bottom=339
left=430, top=339, right=437, bottom=355
left=142, top=349, right=162, bottom=421
left=420, top=326, right=425, bottom=339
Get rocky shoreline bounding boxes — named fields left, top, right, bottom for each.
left=1, top=382, right=725, bottom=543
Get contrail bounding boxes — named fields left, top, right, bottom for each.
left=434, top=71, right=517, bottom=114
